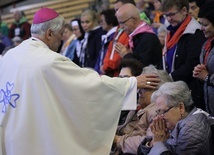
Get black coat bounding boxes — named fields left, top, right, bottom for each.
left=124, top=32, right=162, bottom=68
left=164, top=27, right=206, bottom=109
left=85, top=27, right=106, bottom=68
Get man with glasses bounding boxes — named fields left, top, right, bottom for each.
left=115, top=4, right=162, bottom=68
left=114, top=0, right=151, bottom=24
left=161, top=0, right=206, bottom=110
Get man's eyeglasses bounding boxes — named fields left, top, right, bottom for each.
left=163, top=10, right=180, bottom=18
left=118, top=17, right=133, bottom=25
left=156, top=106, right=173, bottom=115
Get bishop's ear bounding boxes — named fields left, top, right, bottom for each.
left=45, top=29, right=54, bottom=40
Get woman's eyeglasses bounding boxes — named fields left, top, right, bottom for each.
left=156, top=106, right=173, bottom=115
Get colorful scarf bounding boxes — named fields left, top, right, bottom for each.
left=163, top=15, right=192, bottom=73
left=204, top=37, right=214, bottom=65
left=129, top=21, right=154, bottom=49
left=165, top=15, right=192, bottom=51
left=153, top=11, right=163, bottom=23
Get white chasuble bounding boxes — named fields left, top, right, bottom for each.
left=0, top=38, right=137, bottom=155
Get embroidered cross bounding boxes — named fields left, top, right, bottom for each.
left=0, top=82, right=20, bottom=113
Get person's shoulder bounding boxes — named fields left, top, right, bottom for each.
left=135, top=32, right=157, bottom=38
left=180, top=109, right=209, bottom=129
left=91, top=27, right=106, bottom=36
left=134, top=32, right=159, bottom=44
left=185, top=18, right=202, bottom=35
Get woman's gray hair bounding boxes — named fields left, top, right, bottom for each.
left=142, top=65, right=173, bottom=89
left=151, top=81, right=194, bottom=110
left=31, top=15, right=65, bottom=36
left=157, top=24, right=167, bottom=34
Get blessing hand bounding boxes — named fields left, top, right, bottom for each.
left=136, top=74, right=161, bottom=89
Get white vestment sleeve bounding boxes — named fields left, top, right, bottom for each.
left=121, top=77, right=137, bottom=110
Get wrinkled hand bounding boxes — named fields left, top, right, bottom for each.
left=136, top=74, right=161, bottom=89
left=193, top=64, right=208, bottom=81
left=150, top=116, right=169, bottom=144
left=115, top=42, right=131, bottom=57
left=114, top=135, right=121, bottom=145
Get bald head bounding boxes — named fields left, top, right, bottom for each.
left=116, top=4, right=140, bottom=21
left=116, top=4, right=141, bottom=34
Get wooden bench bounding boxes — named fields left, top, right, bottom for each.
left=2, top=0, right=94, bottom=27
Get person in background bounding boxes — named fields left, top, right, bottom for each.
left=80, top=9, right=106, bottom=68
left=161, top=0, right=206, bottom=110
left=136, top=0, right=153, bottom=24
left=70, top=18, right=85, bottom=66
left=8, top=10, right=31, bottom=40
left=114, top=0, right=151, bottom=24
left=95, top=9, right=118, bottom=74
left=0, top=31, right=13, bottom=53
left=118, top=58, right=145, bottom=126
left=152, top=0, right=169, bottom=34
left=188, top=0, right=200, bottom=20
left=193, top=1, right=214, bottom=116
left=138, top=81, right=213, bottom=155
left=115, top=4, right=162, bottom=67
left=101, top=0, right=133, bottom=77
left=60, top=23, right=77, bottom=60
left=0, top=15, right=9, bottom=36
left=111, top=58, right=144, bottom=155
left=157, top=24, right=168, bottom=49
left=1, top=36, right=22, bottom=56
left=0, top=7, right=161, bottom=155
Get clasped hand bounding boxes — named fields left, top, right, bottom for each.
left=193, top=64, right=208, bottom=81
left=150, top=116, right=169, bottom=145
left=115, top=42, right=131, bottom=57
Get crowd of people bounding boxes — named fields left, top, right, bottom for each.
left=0, top=10, right=30, bottom=59
left=0, top=0, right=214, bottom=155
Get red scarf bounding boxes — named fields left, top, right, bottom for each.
left=204, top=37, right=214, bottom=64
left=166, top=15, right=192, bottom=50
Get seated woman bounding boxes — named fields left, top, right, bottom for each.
left=138, top=81, right=213, bottom=155
left=113, top=65, right=173, bottom=155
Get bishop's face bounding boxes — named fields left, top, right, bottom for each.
left=48, top=27, right=64, bottom=52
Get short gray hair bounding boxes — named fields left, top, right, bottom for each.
left=142, top=65, right=173, bottom=89
left=31, top=15, right=65, bottom=36
left=151, top=81, right=194, bottom=110
left=157, top=25, right=167, bottom=34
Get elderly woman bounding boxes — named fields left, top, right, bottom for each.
left=193, top=1, right=214, bottom=116
left=113, top=65, right=173, bottom=155
left=138, top=81, right=213, bottom=155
